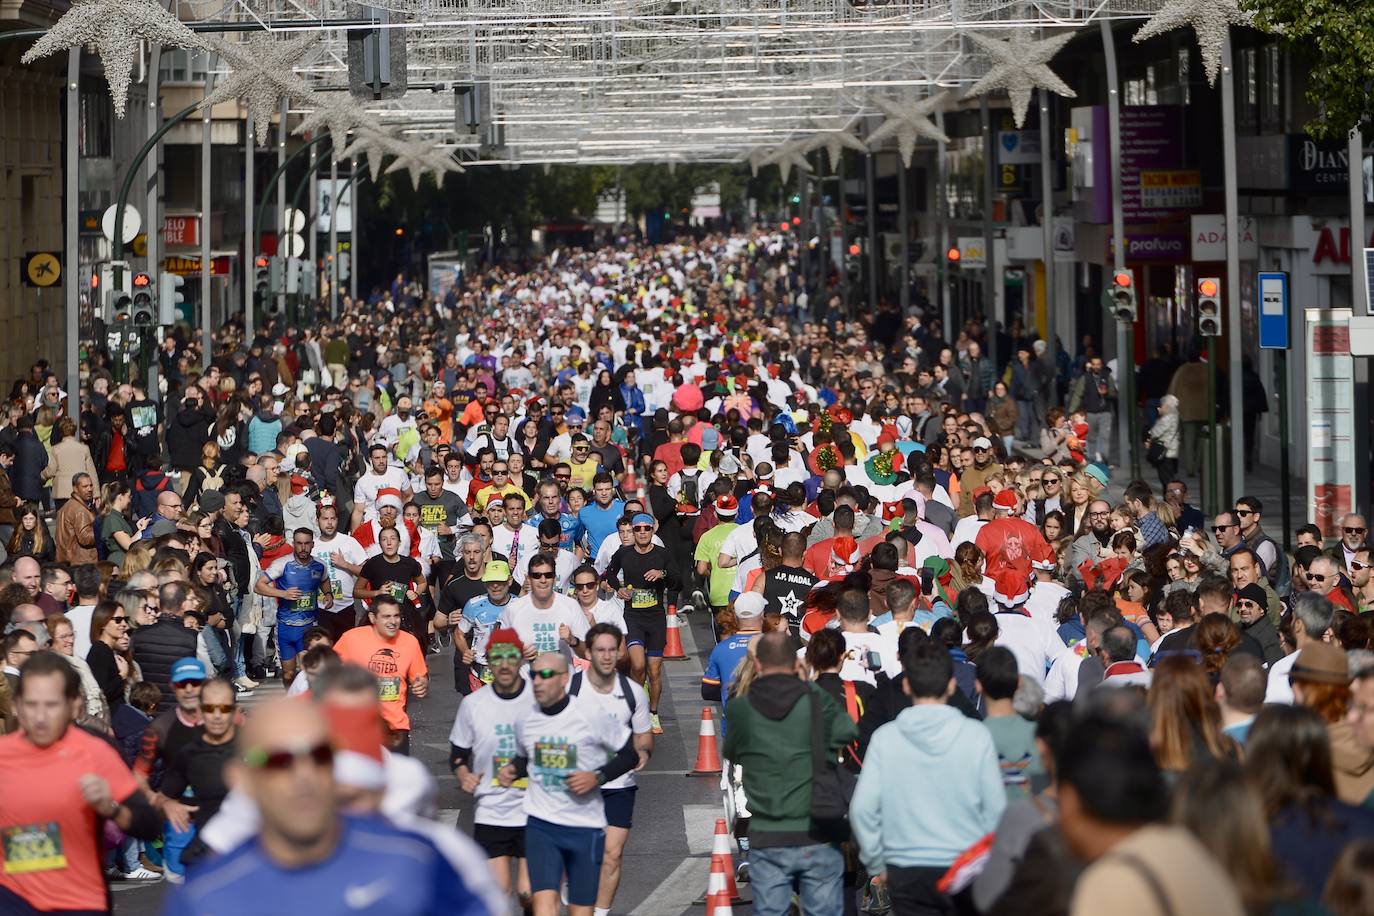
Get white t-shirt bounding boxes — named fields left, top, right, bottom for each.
left=448, top=680, right=541, bottom=826
left=353, top=467, right=411, bottom=522
left=515, top=695, right=631, bottom=829
left=514, top=547, right=579, bottom=590
left=992, top=610, right=1070, bottom=686
left=499, top=593, right=589, bottom=660
left=1265, top=650, right=1298, bottom=705
left=839, top=630, right=884, bottom=686
left=570, top=672, right=650, bottom=790
left=578, top=597, right=626, bottom=633
left=67, top=604, right=96, bottom=661
left=1024, top=580, right=1070, bottom=635
left=314, top=533, right=368, bottom=613
left=720, top=525, right=758, bottom=564
left=951, top=515, right=988, bottom=550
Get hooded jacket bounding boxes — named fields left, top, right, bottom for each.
left=851, top=703, right=1006, bottom=872
left=721, top=674, right=857, bottom=847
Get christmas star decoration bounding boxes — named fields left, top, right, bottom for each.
left=765, top=140, right=813, bottom=182
left=385, top=140, right=463, bottom=190
left=963, top=30, right=1077, bottom=128
left=863, top=92, right=950, bottom=167
left=1133, top=0, right=1252, bottom=86
left=338, top=127, right=401, bottom=183
left=806, top=115, right=868, bottom=173
left=205, top=33, right=316, bottom=146
left=292, top=99, right=371, bottom=150
left=746, top=147, right=775, bottom=178
left=22, top=0, right=207, bottom=118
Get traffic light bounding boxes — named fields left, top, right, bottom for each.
left=338, top=252, right=351, bottom=282
left=1105, top=269, right=1136, bottom=322
left=100, top=261, right=131, bottom=322
left=269, top=257, right=285, bottom=295
left=158, top=272, right=184, bottom=325
left=285, top=257, right=308, bottom=296
left=130, top=272, right=155, bottom=327
left=1197, top=277, right=1222, bottom=336
left=254, top=256, right=271, bottom=300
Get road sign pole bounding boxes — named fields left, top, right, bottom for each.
left=1278, top=349, right=1290, bottom=552
left=1207, top=354, right=1217, bottom=517
left=65, top=48, right=79, bottom=423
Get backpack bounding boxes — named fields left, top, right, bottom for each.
left=199, top=464, right=226, bottom=493
left=569, top=670, right=638, bottom=717
left=681, top=471, right=700, bottom=508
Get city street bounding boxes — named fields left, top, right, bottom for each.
left=111, top=613, right=733, bottom=916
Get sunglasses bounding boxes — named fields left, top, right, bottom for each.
left=531, top=667, right=566, bottom=680
left=201, top=703, right=236, bottom=714
left=242, top=742, right=334, bottom=771
left=1212, top=525, right=1236, bottom=533
left=632, top=525, right=654, bottom=532
left=528, top=571, right=555, bottom=580
left=573, top=581, right=598, bottom=590
left=1346, top=527, right=1367, bottom=535
left=493, top=469, right=509, bottom=475
left=488, top=651, right=522, bottom=665
left=1352, top=562, right=1369, bottom=572
left=175, top=679, right=204, bottom=689
left=973, top=447, right=989, bottom=453
left=555, top=474, right=571, bottom=480
left=1234, top=509, right=1254, bottom=517
left=1306, top=573, right=1328, bottom=582
left=109, top=616, right=129, bottom=624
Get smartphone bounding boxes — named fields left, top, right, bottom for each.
left=920, top=569, right=934, bottom=595
left=865, top=650, right=882, bottom=671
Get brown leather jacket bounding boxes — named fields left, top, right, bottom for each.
left=0, top=466, right=18, bottom=526
left=55, top=498, right=98, bottom=565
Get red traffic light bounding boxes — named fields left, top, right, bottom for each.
left=1198, top=278, right=1219, bottom=297
left=1112, top=271, right=1133, bottom=289
left=848, top=243, right=861, bottom=256
left=791, top=216, right=801, bottom=226
left=947, top=247, right=961, bottom=262
left=779, top=221, right=790, bottom=231
left=90, top=274, right=99, bottom=289
left=255, top=256, right=269, bottom=269
left=132, top=272, right=152, bottom=288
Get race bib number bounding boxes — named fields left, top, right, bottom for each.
left=3, top=823, right=67, bottom=875
left=490, top=755, right=529, bottom=789
left=631, top=588, right=657, bottom=610
left=534, top=740, right=576, bottom=773
left=377, top=676, right=402, bottom=702
left=291, top=594, right=315, bottom=612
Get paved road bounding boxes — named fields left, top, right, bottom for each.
left=111, top=611, right=735, bottom=915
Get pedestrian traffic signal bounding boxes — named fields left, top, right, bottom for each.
left=130, top=271, right=155, bottom=327
left=269, top=256, right=285, bottom=295
left=1106, top=270, right=1136, bottom=322
left=254, top=256, right=272, bottom=299
left=1197, top=277, right=1222, bottom=336
left=158, top=272, right=184, bottom=325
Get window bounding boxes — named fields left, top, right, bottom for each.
left=159, top=49, right=208, bottom=84
left=1177, top=48, right=1191, bottom=106
left=79, top=91, right=112, bottom=158
left=1260, top=44, right=1283, bottom=133
left=1236, top=46, right=1258, bottom=132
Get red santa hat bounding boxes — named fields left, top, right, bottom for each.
left=992, top=489, right=1018, bottom=512
left=324, top=703, right=387, bottom=791
left=375, top=487, right=404, bottom=513
left=993, top=570, right=1031, bottom=608
left=832, top=536, right=861, bottom=569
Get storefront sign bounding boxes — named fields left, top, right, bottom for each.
left=1308, top=222, right=1374, bottom=274
left=1191, top=214, right=1258, bottom=261
left=162, top=215, right=199, bottom=248
left=1121, top=106, right=1185, bottom=222
left=997, top=130, right=1041, bottom=165
left=1139, top=169, right=1202, bottom=210
left=1107, top=232, right=1188, bottom=262
left=1307, top=311, right=1355, bottom=537
left=162, top=255, right=229, bottom=277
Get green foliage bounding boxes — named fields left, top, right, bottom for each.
left=1243, top=0, right=1374, bottom=138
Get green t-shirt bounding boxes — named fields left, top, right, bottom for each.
left=983, top=713, right=1042, bottom=801
left=695, top=522, right=740, bottom=608
left=102, top=510, right=134, bottom=565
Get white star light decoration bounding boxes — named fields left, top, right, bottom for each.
left=863, top=92, right=950, bottom=168
left=747, top=147, right=775, bottom=178
left=1133, top=0, right=1253, bottom=86
left=338, top=128, right=402, bottom=183
left=384, top=140, right=463, bottom=190
left=806, top=116, right=868, bottom=173
left=205, top=33, right=316, bottom=146
left=766, top=141, right=813, bottom=182
left=963, top=30, right=1077, bottom=128
left=22, top=0, right=207, bottom=118
left=292, top=100, right=372, bottom=150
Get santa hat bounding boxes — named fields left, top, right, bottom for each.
left=993, top=570, right=1031, bottom=608
left=486, top=627, right=525, bottom=655
left=375, top=487, right=404, bottom=512
left=832, top=536, right=861, bottom=569
left=1031, top=548, right=1058, bottom=572
left=324, top=704, right=387, bottom=790
left=993, top=489, right=1018, bottom=512
left=290, top=474, right=311, bottom=496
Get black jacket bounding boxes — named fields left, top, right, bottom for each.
left=12, top=430, right=48, bottom=502
left=167, top=399, right=216, bottom=470
left=131, top=617, right=199, bottom=712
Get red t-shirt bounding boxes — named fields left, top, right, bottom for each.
left=105, top=430, right=126, bottom=474
left=334, top=627, right=428, bottom=731
left=0, top=726, right=139, bottom=911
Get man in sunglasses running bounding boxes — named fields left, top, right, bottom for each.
left=603, top=513, right=678, bottom=734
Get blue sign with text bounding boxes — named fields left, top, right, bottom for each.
left=1258, top=271, right=1289, bottom=350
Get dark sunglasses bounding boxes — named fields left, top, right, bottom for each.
left=531, top=667, right=566, bottom=680
left=1306, top=573, right=1328, bottom=582
left=109, top=616, right=129, bottom=624
left=528, top=571, right=555, bottom=580
left=573, top=581, right=598, bottom=590
left=1212, top=524, right=1236, bottom=533
left=201, top=703, right=236, bottom=714
left=632, top=525, right=654, bottom=532
left=1352, top=562, right=1369, bottom=572
left=174, top=679, right=204, bottom=689
left=1345, top=527, right=1367, bottom=535
left=242, top=742, right=334, bottom=771
left=1234, top=509, right=1254, bottom=517
left=555, top=474, right=571, bottom=480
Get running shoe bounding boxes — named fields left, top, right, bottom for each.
left=650, top=712, right=663, bottom=735
left=234, top=675, right=260, bottom=690
left=691, top=589, right=708, bottom=612
left=163, top=870, right=185, bottom=885
left=125, top=867, right=163, bottom=881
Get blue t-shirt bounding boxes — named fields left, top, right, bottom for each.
left=526, top=512, right=586, bottom=553
left=266, top=556, right=329, bottom=627
left=704, top=632, right=760, bottom=722
left=163, top=815, right=487, bottom=916
left=579, top=501, right=625, bottom=556
left=460, top=595, right=512, bottom=664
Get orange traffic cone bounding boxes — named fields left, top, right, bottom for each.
left=710, top=818, right=742, bottom=902
left=663, top=606, right=687, bottom=660
left=688, top=707, right=722, bottom=775
left=703, top=862, right=736, bottom=916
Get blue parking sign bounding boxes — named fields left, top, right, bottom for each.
left=1258, top=271, right=1289, bottom=350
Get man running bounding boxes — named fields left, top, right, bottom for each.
left=603, top=513, right=678, bottom=734
left=257, top=527, right=334, bottom=687
left=571, top=624, right=653, bottom=916
left=497, top=652, right=641, bottom=916
left=450, top=628, right=539, bottom=906
left=334, top=596, right=429, bottom=754
left=455, top=561, right=517, bottom=692
left=500, top=554, right=589, bottom=662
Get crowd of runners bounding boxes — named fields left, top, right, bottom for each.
left=0, top=226, right=1372, bottom=916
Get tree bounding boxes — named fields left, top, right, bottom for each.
left=1244, top=0, right=1374, bottom=139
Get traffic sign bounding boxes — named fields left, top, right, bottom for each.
left=1258, top=271, right=1289, bottom=350
left=283, top=208, right=306, bottom=233
left=100, top=204, right=141, bottom=244
left=22, top=252, right=61, bottom=288
left=282, top=233, right=306, bottom=258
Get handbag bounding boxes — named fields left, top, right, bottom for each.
left=1145, top=438, right=1165, bottom=465
left=808, top=689, right=856, bottom=843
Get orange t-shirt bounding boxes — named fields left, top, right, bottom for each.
left=334, top=626, right=428, bottom=731
left=0, top=726, right=139, bottom=911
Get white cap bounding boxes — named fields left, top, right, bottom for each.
left=733, top=592, right=766, bottom=618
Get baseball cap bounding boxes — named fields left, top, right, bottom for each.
left=566, top=406, right=587, bottom=423
left=733, top=592, right=766, bottom=618
left=482, top=560, right=512, bottom=583
left=631, top=513, right=656, bottom=527
left=972, top=436, right=993, bottom=450
left=171, top=657, right=207, bottom=683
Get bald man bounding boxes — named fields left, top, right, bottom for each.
left=12, top=557, right=39, bottom=597
left=164, top=698, right=488, bottom=916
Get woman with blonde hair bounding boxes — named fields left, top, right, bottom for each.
left=1064, top=473, right=1095, bottom=534
left=120, top=539, right=156, bottom=579
left=1148, top=655, right=1236, bottom=775
left=47, top=415, right=98, bottom=508
left=182, top=440, right=227, bottom=509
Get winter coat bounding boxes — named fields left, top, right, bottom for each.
left=48, top=437, right=98, bottom=500
left=167, top=399, right=216, bottom=471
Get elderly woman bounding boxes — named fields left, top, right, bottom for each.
left=45, top=614, right=108, bottom=728
left=1147, top=394, right=1182, bottom=490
